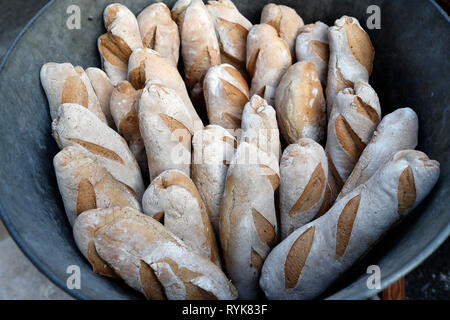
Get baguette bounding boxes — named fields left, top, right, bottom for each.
left=91, top=207, right=238, bottom=300
left=337, top=108, right=419, bottom=201
left=206, top=0, right=252, bottom=74
left=52, top=103, right=145, bottom=200
left=220, top=142, right=280, bottom=299
left=192, top=125, right=237, bottom=233
left=109, top=80, right=147, bottom=175
left=172, top=0, right=221, bottom=106
left=98, top=3, right=143, bottom=84
left=260, top=150, right=440, bottom=300
left=260, top=4, right=304, bottom=58
left=137, top=2, right=180, bottom=67
left=240, top=95, right=281, bottom=161
left=139, top=81, right=194, bottom=180
left=203, top=64, right=249, bottom=132
left=40, top=63, right=106, bottom=122
left=280, top=138, right=330, bottom=239
left=85, top=68, right=115, bottom=127
left=275, top=61, right=326, bottom=145
left=325, top=81, right=381, bottom=199
left=246, top=24, right=292, bottom=106
left=142, top=170, right=220, bottom=266
left=326, top=16, right=375, bottom=116
left=128, top=48, right=203, bottom=128
left=295, top=21, right=330, bottom=86
left=54, top=146, right=141, bottom=226
left=73, top=206, right=137, bottom=277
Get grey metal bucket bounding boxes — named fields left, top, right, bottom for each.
left=0, top=0, right=448, bottom=300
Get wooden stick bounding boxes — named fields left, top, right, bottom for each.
left=381, top=278, right=406, bottom=300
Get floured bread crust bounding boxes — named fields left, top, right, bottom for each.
left=326, top=16, right=375, bottom=116
left=296, top=21, right=330, bottom=85
left=204, top=64, right=249, bottom=132
left=142, top=170, right=220, bottom=266
left=260, top=150, right=440, bottom=300
left=52, top=103, right=145, bottom=200
left=207, top=0, right=252, bottom=74
left=280, top=138, right=330, bottom=239
left=192, top=125, right=237, bottom=233
left=261, top=4, right=304, bottom=58
left=275, top=61, right=326, bottom=144
left=40, top=63, right=107, bottom=123
left=246, top=24, right=292, bottom=106
left=86, top=68, right=115, bottom=127
left=220, top=142, right=280, bottom=299
left=98, top=3, right=143, bottom=85
left=137, top=2, right=180, bottom=67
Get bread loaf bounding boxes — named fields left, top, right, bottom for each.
left=172, top=0, right=221, bottom=106
left=109, top=80, right=147, bottom=175
left=142, top=170, right=220, bottom=266
left=325, top=81, right=381, bottom=198
left=240, top=95, right=281, bottom=161
left=280, top=139, right=330, bottom=239
left=220, top=142, right=280, bottom=299
left=206, top=0, right=252, bottom=74
left=295, top=21, right=329, bottom=85
left=260, top=150, right=440, bottom=300
left=73, top=206, right=137, bottom=277
left=128, top=48, right=203, bottom=128
left=203, top=64, right=249, bottom=132
left=326, top=16, right=375, bottom=116
left=337, top=108, right=419, bottom=201
left=40, top=63, right=107, bottom=122
left=260, top=4, right=304, bottom=58
left=52, top=103, right=145, bottom=200
left=275, top=61, right=326, bottom=144
left=192, top=125, right=237, bottom=233
left=137, top=2, right=180, bottom=67
left=246, top=24, right=292, bottom=106
left=139, top=81, right=195, bottom=180
left=91, top=207, right=238, bottom=300
left=54, top=146, right=141, bottom=226
left=98, top=3, right=143, bottom=84
left=85, top=67, right=115, bottom=127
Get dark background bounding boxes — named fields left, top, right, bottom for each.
left=0, top=0, right=448, bottom=300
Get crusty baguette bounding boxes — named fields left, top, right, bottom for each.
left=280, top=139, right=330, bottom=239
left=128, top=48, right=203, bottom=128
left=54, top=146, right=141, bottom=226
left=73, top=206, right=138, bottom=277
left=52, top=103, right=145, bottom=200
left=192, top=125, right=237, bottom=233
left=337, top=108, right=419, bottom=201
left=206, top=0, right=252, bottom=74
left=137, top=2, right=180, bottom=67
left=325, top=81, right=381, bottom=199
left=85, top=68, right=115, bottom=127
left=139, top=81, right=195, bottom=180
left=98, top=3, right=143, bottom=84
left=246, top=24, right=292, bottom=106
left=220, top=142, right=280, bottom=299
left=172, top=0, right=221, bottom=106
left=40, top=63, right=107, bottom=122
left=240, top=95, right=281, bottom=161
left=203, top=64, right=249, bottom=132
left=260, top=4, right=304, bottom=58
left=295, top=21, right=330, bottom=86
left=109, top=80, right=147, bottom=175
left=90, top=207, right=238, bottom=300
left=260, top=150, right=440, bottom=300
left=326, top=16, right=375, bottom=116
left=275, top=61, right=326, bottom=144
left=142, top=170, right=220, bottom=266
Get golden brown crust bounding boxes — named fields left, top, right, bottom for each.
left=397, top=166, right=416, bottom=215
left=335, top=194, right=361, bottom=259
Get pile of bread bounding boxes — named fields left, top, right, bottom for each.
left=40, top=0, right=440, bottom=300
